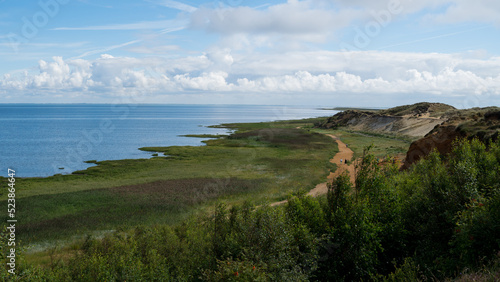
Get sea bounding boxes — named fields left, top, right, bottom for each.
left=0, top=104, right=338, bottom=178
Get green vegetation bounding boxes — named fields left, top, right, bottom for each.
left=2, top=137, right=499, bottom=280
left=1, top=112, right=499, bottom=281
left=313, top=128, right=410, bottom=159
left=0, top=118, right=337, bottom=247
left=448, top=107, right=500, bottom=142
left=210, top=117, right=326, bottom=131
left=179, top=134, right=227, bottom=138
left=378, top=102, right=456, bottom=117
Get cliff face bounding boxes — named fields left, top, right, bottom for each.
left=318, top=103, right=500, bottom=170
left=318, top=103, right=452, bottom=137
left=402, top=108, right=500, bottom=169
left=401, top=125, right=464, bottom=170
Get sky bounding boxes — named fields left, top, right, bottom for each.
left=1, top=0, right=500, bottom=108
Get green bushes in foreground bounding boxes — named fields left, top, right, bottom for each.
left=2, top=138, right=500, bottom=281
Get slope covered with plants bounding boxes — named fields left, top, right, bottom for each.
left=3, top=137, right=499, bottom=281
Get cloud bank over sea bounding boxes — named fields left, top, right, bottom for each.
left=1, top=0, right=500, bottom=106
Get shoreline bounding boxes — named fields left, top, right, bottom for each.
left=7, top=117, right=339, bottom=246
left=5, top=111, right=412, bottom=250
left=10, top=115, right=334, bottom=180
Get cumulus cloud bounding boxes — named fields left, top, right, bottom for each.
left=189, top=0, right=500, bottom=52
left=426, top=0, right=500, bottom=25
left=235, top=69, right=500, bottom=96
left=191, top=3, right=352, bottom=35
left=206, top=48, right=234, bottom=71
left=3, top=0, right=500, bottom=107
left=174, top=71, right=231, bottom=91
left=190, top=0, right=362, bottom=47
left=2, top=51, right=500, bottom=101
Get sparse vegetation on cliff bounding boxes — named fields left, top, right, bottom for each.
left=318, top=102, right=500, bottom=170
left=378, top=102, right=456, bottom=117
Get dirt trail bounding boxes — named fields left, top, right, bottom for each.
left=270, top=134, right=355, bottom=206
left=307, top=135, right=355, bottom=197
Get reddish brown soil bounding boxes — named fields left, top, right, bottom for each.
left=401, top=126, right=464, bottom=170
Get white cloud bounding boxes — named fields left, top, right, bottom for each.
left=191, top=4, right=348, bottom=35
left=190, top=0, right=362, bottom=46
left=206, top=48, right=234, bottom=72
left=426, top=0, right=500, bottom=25
left=2, top=51, right=500, bottom=102
left=332, top=0, right=450, bottom=14
left=174, top=71, right=231, bottom=91
left=3, top=0, right=500, bottom=107
left=235, top=69, right=500, bottom=96
left=188, top=0, right=500, bottom=53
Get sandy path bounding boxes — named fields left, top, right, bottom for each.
left=308, top=135, right=355, bottom=197
left=270, top=134, right=355, bottom=206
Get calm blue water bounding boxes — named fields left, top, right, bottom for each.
left=0, top=104, right=337, bottom=177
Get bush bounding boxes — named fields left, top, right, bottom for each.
left=5, top=138, right=500, bottom=281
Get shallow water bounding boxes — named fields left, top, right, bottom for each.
left=0, top=104, right=337, bottom=177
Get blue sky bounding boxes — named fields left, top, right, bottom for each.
left=1, top=0, right=500, bottom=107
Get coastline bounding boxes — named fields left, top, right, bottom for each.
left=2, top=104, right=337, bottom=178
left=4, top=116, right=338, bottom=246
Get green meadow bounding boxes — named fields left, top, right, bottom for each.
left=313, top=129, right=411, bottom=159
left=1, top=116, right=498, bottom=281
left=2, top=118, right=347, bottom=246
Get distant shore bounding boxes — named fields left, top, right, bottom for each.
left=321, top=107, right=384, bottom=111
left=2, top=104, right=336, bottom=178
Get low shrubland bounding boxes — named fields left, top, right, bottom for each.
left=2, top=137, right=499, bottom=280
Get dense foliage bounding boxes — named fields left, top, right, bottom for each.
left=2, top=138, right=500, bottom=281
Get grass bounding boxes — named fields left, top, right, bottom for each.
left=3, top=115, right=413, bottom=267
left=378, top=102, right=455, bottom=116
left=210, top=117, right=327, bottom=131
left=312, top=128, right=410, bottom=159
left=179, top=134, right=227, bottom=138
left=15, top=178, right=268, bottom=243
left=1, top=118, right=338, bottom=250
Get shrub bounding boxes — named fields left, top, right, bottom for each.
left=6, top=138, right=500, bottom=281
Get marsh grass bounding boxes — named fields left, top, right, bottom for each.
left=15, top=178, right=268, bottom=243
left=179, top=134, right=227, bottom=138
left=2, top=118, right=337, bottom=250
left=4, top=114, right=499, bottom=280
